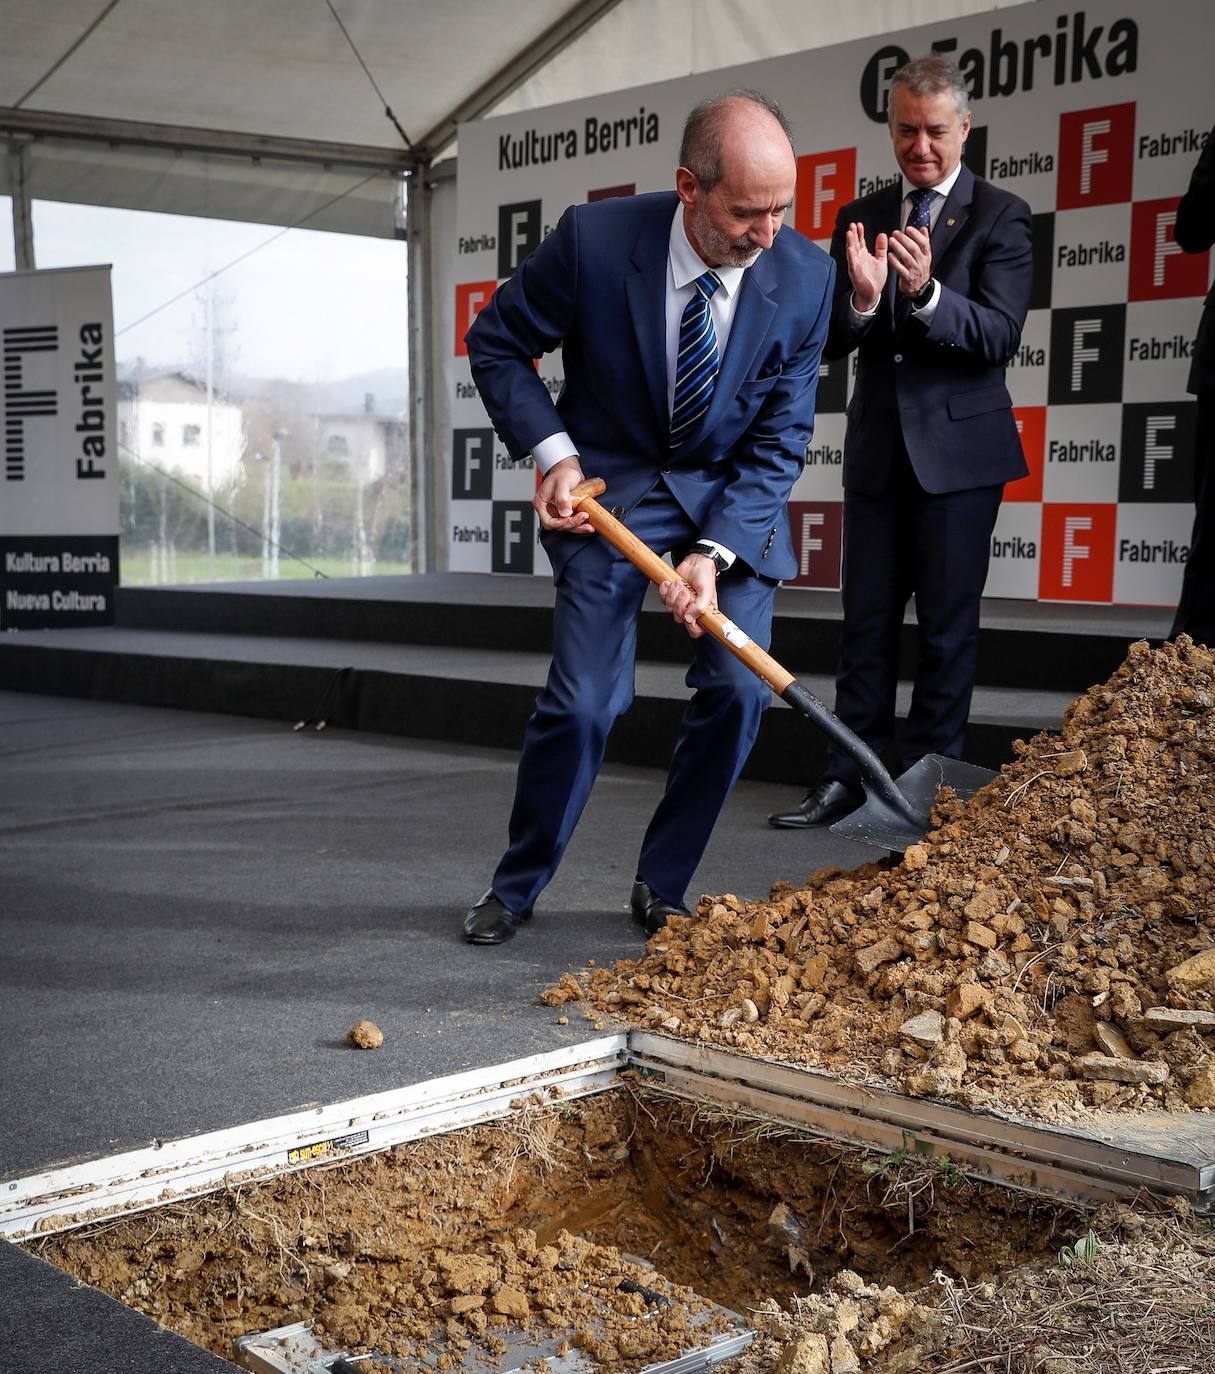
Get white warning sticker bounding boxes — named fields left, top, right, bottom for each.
left=720, top=618, right=751, bottom=649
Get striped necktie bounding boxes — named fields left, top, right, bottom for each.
left=670, top=270, right=722, bottom=449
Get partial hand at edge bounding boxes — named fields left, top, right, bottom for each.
left=535, top=456, right=593, bottom=534
left=660, top=552, right=716, bottom=639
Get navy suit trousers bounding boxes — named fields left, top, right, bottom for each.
left=826, top=445, right=1003, bottom=788
left=491, top=485, right=775, bottom=914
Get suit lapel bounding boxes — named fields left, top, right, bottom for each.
left=625, top=217, right=672, bottom=438
left=930, top=162, right=974, bottom=266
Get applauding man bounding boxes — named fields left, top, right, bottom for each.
left=770, top=55, right=1033, bottom=830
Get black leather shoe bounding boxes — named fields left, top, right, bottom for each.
left=768, top=779, right=863, bottom=829
left=463, top=889, right=533, bottom=944
left=630, top=878, right=690, bottom=937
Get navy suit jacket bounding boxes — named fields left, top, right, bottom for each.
left=826, top=164, right=1033, bottom=495
left=465, top=190, right=834, bottom=581
left=1176, top=121, right=1215, bottom=396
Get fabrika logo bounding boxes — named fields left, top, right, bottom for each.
left=492, top=502, right=535, bottom=575
left=1006, top=407, right=1045, bottom=502
left=1118, top=402, right=1197, bottom=503
left=1040, top=504, right=1115, bottom=601
left=1057, top=103, right=1134, bottom=210
left=455, top=281, right=497, bottom=357
left=451, top=429, right=494, bottom=500
left=1129, top=198, right=1212, bottom=301
left=497, top=201, right=542, bottom=279
left=787, top=502, right=843, bottom=588
left=1048, top=305, right=1125, bottom=405
left=795, top=149, right=856, bottom=240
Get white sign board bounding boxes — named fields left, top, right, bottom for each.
left=0, top=264, right=119, bottom=627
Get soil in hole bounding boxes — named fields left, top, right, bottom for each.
left=32, top=1091, right=1082, bottom=1371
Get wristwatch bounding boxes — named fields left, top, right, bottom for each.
left=909, top=277, right=936, bottom=311
left=688, top=541, right=729, bottom=574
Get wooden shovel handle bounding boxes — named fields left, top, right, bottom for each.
left=559, top=477, right=795, bottom=695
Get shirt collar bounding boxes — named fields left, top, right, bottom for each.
left=902, top=161, right=963, bottom=204
left=669, top=205, right=747, bottom=299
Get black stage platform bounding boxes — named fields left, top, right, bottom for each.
left=0, top=575, right=1174, bottom=1370
left=0, top=573, right=1173, bottom=787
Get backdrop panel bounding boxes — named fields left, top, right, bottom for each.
left=446, top=0, right=1212, bottom=606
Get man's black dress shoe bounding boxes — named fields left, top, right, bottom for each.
left=768, top=779, right=864, bottom=829
left=630, top=878, right=691, bottom=937
left=463, top=890, right=533, bottom=944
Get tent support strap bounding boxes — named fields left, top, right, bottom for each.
left=408, top=163, right=439, bottom=573
left=9, top=140, right=35, bottom=270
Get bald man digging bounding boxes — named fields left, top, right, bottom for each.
left=462, top=91, right=834, bottom=946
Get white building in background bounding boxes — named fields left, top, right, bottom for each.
left=117, top=372, right=247, bottom=491
left=312, top=397, right=408, bottom=484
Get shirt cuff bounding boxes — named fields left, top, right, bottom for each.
left=909, top=278, right=942, bottom=324
left=849, top=292, right=880, bottom=318
left=697, top=539, right=736, bottom=570
left=531, top=431, right=579, bottom=475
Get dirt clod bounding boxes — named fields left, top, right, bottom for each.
left=346, top=1019, right=384, bottom=1049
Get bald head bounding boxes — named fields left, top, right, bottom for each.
left=679, top=90, right=795, bottom=194
left=676, top=91, right=797, bottom=268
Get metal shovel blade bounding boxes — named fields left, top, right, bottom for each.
left=829, top=754, right=998, bottom=852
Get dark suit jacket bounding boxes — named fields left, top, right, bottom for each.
left=465, top=190, right=834, bottom=580
left=825, top=164, right=1033, bottom=495
left=1176, top=122, right=1215, bottom=396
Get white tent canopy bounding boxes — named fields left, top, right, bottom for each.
left=0, top=0, right=1018, bottom=230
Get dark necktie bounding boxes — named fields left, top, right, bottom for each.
left=670, top=270, right=722, bottom=449
left=907, top=186, right=937, bottom=231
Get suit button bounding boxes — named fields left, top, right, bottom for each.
left=610, top=505, right=623, bottom=518
left=893, top=353, right=903, bottom=363
left=662, top=467, right=671, bottom=475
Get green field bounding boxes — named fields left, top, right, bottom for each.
left=119, top=550, right=414, bottom=586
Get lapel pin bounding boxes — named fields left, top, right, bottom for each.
left=946, top=217, right=956, bottom=226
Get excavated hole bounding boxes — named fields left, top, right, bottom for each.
left=29, top=1088, right=1081, bottom=1370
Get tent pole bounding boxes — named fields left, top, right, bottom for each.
left=407, top=165, right=438, bottom=574
left=10, top=141, right=35, bottom=270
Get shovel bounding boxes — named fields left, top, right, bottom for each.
left=555, top=477, right=996, bottom=852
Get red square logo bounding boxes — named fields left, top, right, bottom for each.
left=795, top=149, right=856, bottom=240
left=1006, top=407, right=1045, bottom=503
left=1057, top=104, right=1135, bottom=210
left=1039, top=504, right=1116, bottom=602
left=787, top=501, right=843, bottom=588
left=1129, top=197, right=1211, bottom=301
left=455, top=280, right=498, bottom=357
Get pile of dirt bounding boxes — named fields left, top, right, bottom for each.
left=734, top=1203, right=1215, bottom=1374
left=313, top=1226, right=733, bottom=1370
left=545, top=638, right=1215, bottom=1117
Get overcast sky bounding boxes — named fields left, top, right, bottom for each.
left=2, top=198, right=408, bottom=385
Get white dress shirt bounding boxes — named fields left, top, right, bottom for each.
left=850, top=160, right=963, bottom=324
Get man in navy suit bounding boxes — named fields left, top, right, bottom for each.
left=770, top=55, right=1032, bottom=830
left=462, top=91, right=834, bottom=944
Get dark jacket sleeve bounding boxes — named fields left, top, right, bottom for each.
left=1175, top=122, right=1215, bottom=256
left=464, top=205, right=579, bottom=462
left=914, top=195, right=1033, bottom=366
